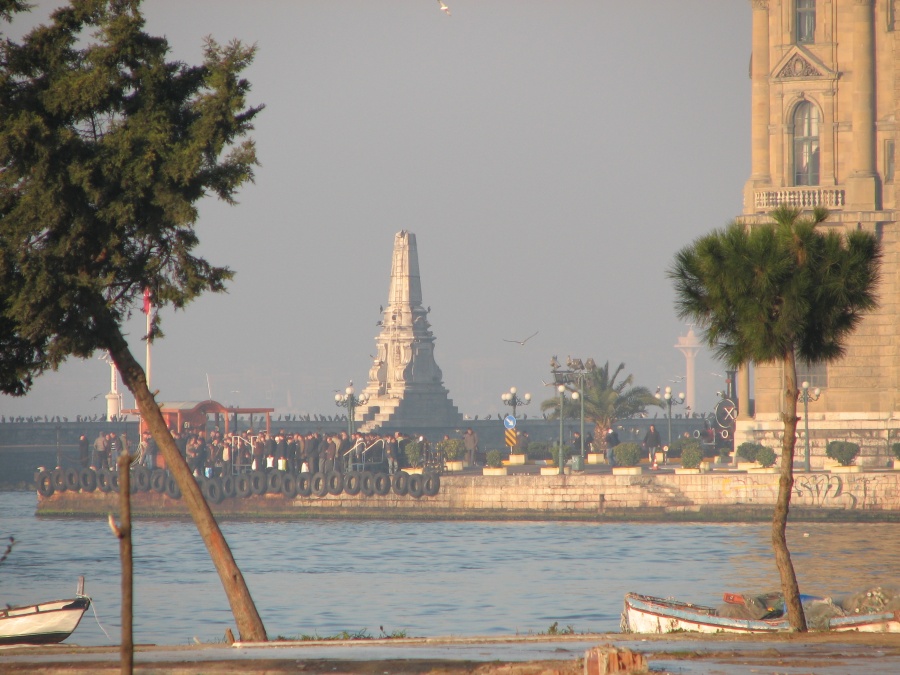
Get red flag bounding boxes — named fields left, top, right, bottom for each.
left=142, top=288, right=151, bottom=315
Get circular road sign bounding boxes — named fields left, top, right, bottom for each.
left=503, top=415, right=517, bottom=429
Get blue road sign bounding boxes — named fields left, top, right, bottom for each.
left=504, top=415, right=517, bottom=429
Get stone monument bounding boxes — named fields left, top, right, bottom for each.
left=354, top=230, right=462, bottom=432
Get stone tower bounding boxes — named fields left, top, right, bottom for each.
left=354, top=230, right=462, bottom=432
left=737, top=0, right=900, bottom=465
left=675, top=327, right=701, bottom=413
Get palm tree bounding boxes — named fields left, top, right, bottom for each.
left=669, top=205, right=881, bottom=631
left=541, top=361, right=661, bottom=442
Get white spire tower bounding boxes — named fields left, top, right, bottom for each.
left=100, top=352, right=123, bottom=420
left=675, top=327, right=702, bottom=413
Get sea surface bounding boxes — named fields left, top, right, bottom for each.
left=0, top=491, right=896, bottom=647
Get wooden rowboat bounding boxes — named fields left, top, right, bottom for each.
left=0, top=578, right=91, bottom=645
left=622, top=591, right=900, bottom=634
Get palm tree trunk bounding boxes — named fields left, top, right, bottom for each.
left=104, top=322, right=267, bottom=642
left=774, top=351, right=807, bottom=631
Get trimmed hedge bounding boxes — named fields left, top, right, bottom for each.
left=826, top=440, right=860, bottom=467
left=613, top=442, right=642, bottom=467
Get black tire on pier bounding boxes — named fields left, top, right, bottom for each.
left=281, top=474, right=298, bottom=499
left=202, top=477, right=223, bottom=505
left=165, top=474, right=182, bottom=500
left=131, top=466, right=150, bottom=492
left=343, top=472, right=361, bottom=496
left=407, top=473, right=424, bottom=498
left=235, top=474, right=253, bottom=498
left=266, top=470, right=283, bottom=494
left=221, top=474, right=236, bottom=498
left=150, top=469, right=167, bottom=493
left=297, top=472, right=313, bottom=497
left=64, top=467, right=80, bottom=491
left=50, top=468, right=67, bottom=492
left=391, top=471, right=409, bottom=496
left=422, top=473, right=440, bottom=497
left=79, top=468, right=98, bottom=492
left=109, top=469, right=120, bottom=493
left=249, top=470, right=267, bottom=496
left=96, top=469, right=111, bottom=492
left=311, top=472, right=329, bottom=497
left=360, top=471, right=376, bottom=497
left=326, top=471, right=343, bottom=495
left=36, top=470, right=54, bottom=497
left=373, top=472, right=391, bottom=496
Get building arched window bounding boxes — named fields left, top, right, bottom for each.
left=796, top=0, right=815, bottom=44
left=793, top=101, right=820, bottom=186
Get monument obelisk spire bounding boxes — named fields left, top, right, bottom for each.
left=355, top=231, right=461, bottom=432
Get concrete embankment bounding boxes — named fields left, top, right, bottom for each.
left=35, top=469, right=900, bottom=521
left=3, top=632, right=900, bottom=675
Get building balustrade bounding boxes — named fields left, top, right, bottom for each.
left=754, top=188, right=846, bottom=210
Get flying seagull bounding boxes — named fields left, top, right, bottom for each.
left=437, top=0, right=451, bottom=16
left=503, top=330, right=538, bottom=346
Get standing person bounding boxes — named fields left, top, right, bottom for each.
left=385, top=434, right=399, bottom=474
left=92, top=431, right=107, bottom=469
left=463, top=427, right=479, bottom=467
left=605, top=427, right=620, bottom=467
left=643, top=424, right=661, bottom=464
left=106, top=432, right=118, bottom=470
left=78, top=434, right=89, bottom=468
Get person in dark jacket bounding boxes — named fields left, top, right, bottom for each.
left=643, top=424, right=662, bottom=463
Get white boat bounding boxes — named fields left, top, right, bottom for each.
left=622, top=591, right=900, bottom=634
left=0, top=578, right=91, bottom=645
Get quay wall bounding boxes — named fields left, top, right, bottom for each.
left=36, top=470, right=900, bottom=521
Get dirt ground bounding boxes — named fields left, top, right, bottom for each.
left=2, top=631, right=900, bottom=674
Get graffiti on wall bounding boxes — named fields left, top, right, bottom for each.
left=792, top=473, right=895, bottom=509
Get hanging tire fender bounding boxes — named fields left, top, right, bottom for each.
left=235, top=474, right=253, bottom=498
left=360, top=471, right=375, bottom=497
left=422, top=473, right=440, bottom=497
left=297, top=472, right=313, bottom=497
left=249, top=470, right=267, bottom=495
left=79, top=468, right=98, bottom=492
left=221, top=474, right=236, bottom=499
left=36, top=470, right=54, bottom=497
left=281, top=474, right=299, bottom=499
left=373, top=472, right=391, bottom=496
left=311, top=472, right=329, bottom=497
left=343, top=472, right=362, bottom=496
left=150, top=469, right=167, bottom=493
left=392, top=471, right=410, bottom=496
left=326, top=471, right=343, bottom=495
left=407, top=473, right=424, bottom=498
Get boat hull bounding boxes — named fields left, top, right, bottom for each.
left=0, top=597, right=91, bottom=645
left=622, top=592, right=900, bottom=634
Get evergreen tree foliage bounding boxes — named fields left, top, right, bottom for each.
left=0, top=0, right=266, bottom=640
left=669, top=205, right=881, bottom=631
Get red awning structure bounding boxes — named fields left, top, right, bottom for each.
left=123, top=400, right=274, bottom=435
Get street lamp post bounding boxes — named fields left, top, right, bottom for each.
left=334, top=385, right=368, bottom=437
left=800, top=381, right=821, bottom=472
left=500, top=386, right=531, bottom=418
left=655, top=385, right=685, bottom=447
left=557, top=385, right=567, bottom=475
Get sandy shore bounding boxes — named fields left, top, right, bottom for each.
left=2, top=631, right=900, bottom=674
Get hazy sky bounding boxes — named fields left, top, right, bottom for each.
left=2, top=1, right=751, bottom=420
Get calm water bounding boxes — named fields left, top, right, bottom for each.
left=0, top=491, right=896, bottom=646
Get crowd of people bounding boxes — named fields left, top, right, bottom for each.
left=77, top=427, right=484, bottom=478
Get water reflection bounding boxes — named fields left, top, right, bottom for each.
left=0, top=493, right=895, bottom=646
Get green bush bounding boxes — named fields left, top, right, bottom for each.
left=737, top=442, right=763, bottom=462
left=436, top=438, right=464, bottom=461
left=485, top=449, right=503, bottom=468
left=892, top=442, right=900, bottom=461
left=666, top=438, right=686, bottom=459
left=681, top=445, right=703, bottom=469
left=550, top=444, right=573, bottom=466
left=526, top=441, right=550, bottom=460
left=717, top=445, right=731, bottom=462
left=826, top=440, right=860, bottom=467
left=756, top=446, right=777, bottom=468
left=613, top=442, right=642, bottom=467
left=404, top=440, right=422, bottom=468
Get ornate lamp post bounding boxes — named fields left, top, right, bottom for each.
left=501, top=386, right=531, bottom=418
left=550, top=357, right=594, bottom=457
left=655, top=385, right=685, bottom=447
left=334, top=385, right=368, bottom=437
left=800, top=381, right=821, bottom=472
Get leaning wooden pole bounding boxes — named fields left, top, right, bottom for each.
left=105, top=324, right=267, bottom=642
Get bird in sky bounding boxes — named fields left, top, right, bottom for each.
left=503, top=330, right=538, bottom=346
left=437, top=0, right=451, bottom=16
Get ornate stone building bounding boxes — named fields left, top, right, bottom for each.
left=353, top=230, right=462, bottom=432
left=736, top=0, right=900, bottom=464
